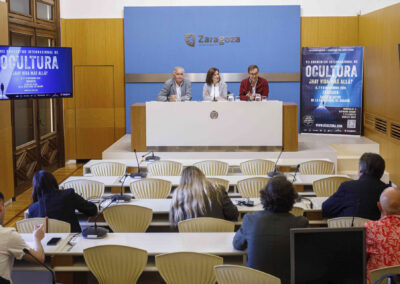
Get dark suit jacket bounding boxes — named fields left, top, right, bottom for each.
left=233, top=210, right=308, bottom=284
left=28, top=188, right=98, bottom=232
left=322, top=175, right=389, bottom=220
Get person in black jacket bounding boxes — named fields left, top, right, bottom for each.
left=28, top=170, right=98, bottom=232
left=233, top=175, right=308, bottom=284
left=322, top=152, right=389, bottom=220
left=170, top=166, right=239, bottom=226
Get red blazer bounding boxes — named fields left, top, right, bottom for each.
left=239, top=77, right=269, bottom=100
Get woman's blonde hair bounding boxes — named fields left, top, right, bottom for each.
left=170, top=166, right=222, bottom=226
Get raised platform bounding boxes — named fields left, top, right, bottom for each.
left=102, top=133, right=384, bottom=180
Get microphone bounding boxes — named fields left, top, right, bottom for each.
left=296, top=196, right=314, bottom=209
left=82, top=196, right=117, bottom=239
left=112, top=173, right=132, bottom=202
left=22, top=248, right=56, bottom=284
left=291, top=164, right=300, bottom=183
left=131, top=149, right=147, bottom=178
left=142, top=151, right=160, bottom=162
left=351, top=199, right=361, bottom=227
left=267, top=146, right=284, bottom=177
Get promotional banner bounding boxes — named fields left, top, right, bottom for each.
left=300, top=46, right=363, bottom=135
left=0, top=46, right=73, bottom=99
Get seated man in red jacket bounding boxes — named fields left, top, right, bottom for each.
left=239, top=65, right=269, bottom=101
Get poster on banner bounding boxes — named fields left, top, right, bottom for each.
left=300, top=46, right=363, bottom=135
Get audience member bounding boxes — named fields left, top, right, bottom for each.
left=29, top=170, right=97, bottom=232
left=233, top=175, right=308, bottom=284
left=322, top=153, right=389, bottom=220
left=170, top=166, right=238, bottom=226
left=0, top=192, right=45, bottom=283
left=364, top=187, right=400, bottom=284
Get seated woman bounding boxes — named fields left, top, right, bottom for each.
left=202, top=67, right=228, bottom=101
left=28, top=170, right=98, bottom=232
left=233, top=175, right=308, bottom=284
left=170, top=166, right=238, bottom=226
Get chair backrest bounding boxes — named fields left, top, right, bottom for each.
left=156, top=252, right=223, bottom=284
left=236, top=177, right=270, bottom=198
left=83, top=245, right=147, bottom=284
left=193, top=160, right=229, bottom=176
left=62, top=179, right=105, bottom=200
left=214, top=264, right=281, bottom=284
left=370, top=265, right=400, bottom=284
left=90, top=162, right=126, bottom=176
left=299, top=160, right=335, bottom=175
left=207, top=177, right=230, bottom=192
left=130, top=178, right=171, bottom=199
left=178, top=217, right=235, bottom=232
left=147, top=160, right=183, bottom=176
left=17, top=218, right=71, bottom=233
left=313, top=176, right=352, bottom=197
left=327, top=217, right=371, bottom=228
left=240, top=159, right=275, bottom=175
left=103, top=205, right=153, bottom=232
left=290, top=206, right=304, bottom=217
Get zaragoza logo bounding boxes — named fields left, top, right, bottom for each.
left=185, top=34, right=196, bottom=47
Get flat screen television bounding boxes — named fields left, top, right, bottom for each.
left=290, top=227, right=366, bottom=284
left=0, top=46, right=72, bottom=100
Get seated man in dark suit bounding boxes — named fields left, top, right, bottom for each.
left=233, top=176, right=308, bottom=284
left=322, top=152, right=389, bottom=220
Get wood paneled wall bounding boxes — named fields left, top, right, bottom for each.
left=61, top=19, right=125, bottom=160
left=301, top=17, right=359, bottom=47
left=359, top=3, right=400, bottom=185
left=0, top=2, right=15, bottom=201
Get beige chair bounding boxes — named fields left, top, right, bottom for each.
left=17, top=218, right=70, bottom=233
left=156, top=252, right=223, bottom=284
left=83, top=245, right=147, bottom=284
left=237, top=177, right=269, bottom=198
left=327, top=217, right=371, bottom=228
left=299, top=160, right=335, bottom=175
left=214, top=265, right=281, bottom=284
left=313, top=176, right=352, bottom=197
left=147, top=160, right=182, bottom=176
left=193, top=160, right=229, bottom=176
left=62, top=179, right=105, bottom=200
left=90, top=162, right=126, bottom=176
left=130, top=178, right=171, bottom=199
left=240, top=159, right=275, bottom=175
left=178, top=217, right=235, bottom=232
left=370, top=265, right=400, bottom=284
left=290, top=206, right=304, bottom=217
left=103, top=205, right=152, bottom=232
left=208, top=177, right=230, bottom=192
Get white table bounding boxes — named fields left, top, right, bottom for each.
left=146, top=101, right=283, bottom=147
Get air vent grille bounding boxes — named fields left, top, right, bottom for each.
left=365, top=113, right=374, bottom=129
left=375, top=117, right=387, bottom=134
left=391, top=123, right=400, bottom=141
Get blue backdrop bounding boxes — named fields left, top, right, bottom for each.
left=124, top=6, right=300, bottom=132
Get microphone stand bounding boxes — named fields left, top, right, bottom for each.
left=142, top=151, right=160, bottom=162
left=112, top=174, right=132, bottom=202
left=131, top=149, right=147, bottom=178
left=267, top=146, right=284, bottom=177
left=22, top=248, right=56, bottom=284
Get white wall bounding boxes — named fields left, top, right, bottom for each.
left=60, top=0, right=400, bottom=19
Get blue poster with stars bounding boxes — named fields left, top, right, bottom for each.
left=300, top=46, right=363, bottom=135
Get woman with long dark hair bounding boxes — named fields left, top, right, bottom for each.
left=202, top=67, right=228, bottom=101
left=29, top=170, right=97, bottom=232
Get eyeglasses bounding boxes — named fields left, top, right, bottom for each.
left=249, top=72, right=258, bottom=76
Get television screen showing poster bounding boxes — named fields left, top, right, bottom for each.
left=300, top=46, right=363, bottom=135
left=0, top=46, right=72, bottom=100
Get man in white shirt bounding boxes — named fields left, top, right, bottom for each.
left=157, top=66, right=192, bottom=102
left=0, top=192, right=45, bottom=283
